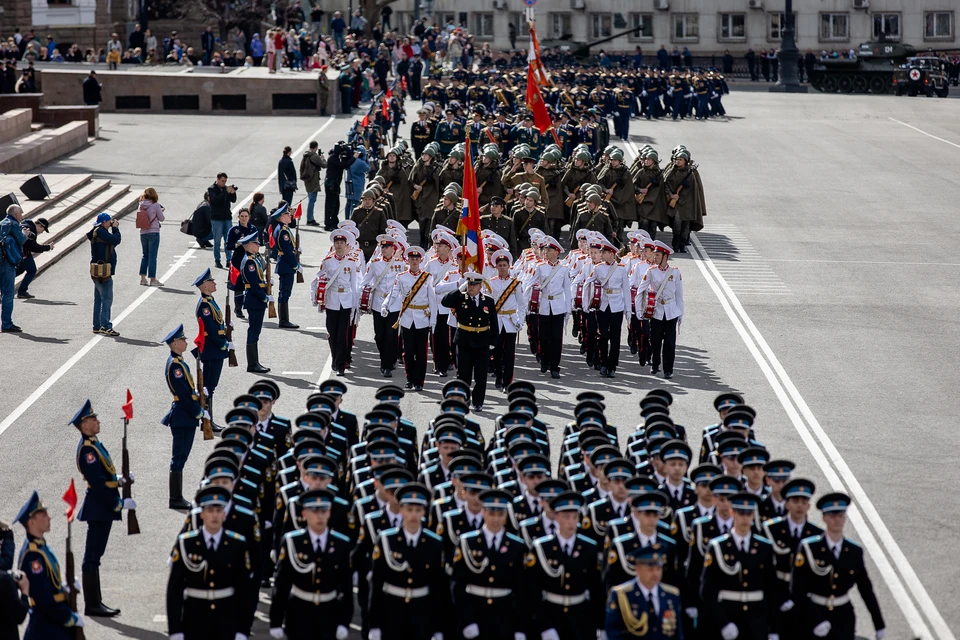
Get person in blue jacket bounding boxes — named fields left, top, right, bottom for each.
left=240, top=231, right=271, bottom=373
left=0, top=204, right=27, bottom=333
left=271, top=205, right=301, bottom=329
left=86, top=212, right=121, bottom=336
left=194, top=268, right=230, bottom=432
left=161, top=324, right=204, bottom=510
left=345, top=146, right=370, bottom=219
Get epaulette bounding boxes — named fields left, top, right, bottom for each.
left=576, top=533, right=597, bottom=547
left=461, top=530, right=481, bottom=542
left=518, top=516, right=539, bottom=529
left=754, top=535, right=772, bottom=545
left=180, top=529, right=200, bottom=540
left=423, top=529, right=442, bottom=542
left=505, top=532, right=524, bottom=545
left=331, top=530, right=351, bottom=544
left=612, top=579, right=634, bottom=593
left=234, top=505, right=255, bottom=518
left=226, top=531, right=246, bottom=542
left=334, top=497, right=350, bottom=508
left=348, top=255, right=358, bottom=262
left=660, top=583, right=680, bottom=596
left=288, top=529, right=307, bottom=541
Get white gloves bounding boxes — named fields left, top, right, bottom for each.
left=769, top=635, right=779, bottom=640
left=270, top=549, right=277, bottom=563
left=123, top=498, right=137, bottom=510
left=268, top=295, right=276, bottom=303
left=431, top=634, right=443, bottom=640
left=269, top=629, right=284, bottom=639
left=65, top=578, right=81, bottom=594
left=234, top=634, right=247, bottom=640
left=169, top=635, right=183, bottom=640
left=229, top=321, right=234, bottom=328
left=684, top=607, right=698, bottom=619
left=598, top=632, right=608, bottom=640
left=264, top=520, right=272, bottom=529
left=369, top=629, right=381, bottom=640
left=813, top=621, right=831, bottom=637
left=515, top=634, right=526, bottom=640
left=780, top=600, right=794, bottom=612
left=876, top=630, right=885, bottom=640
left=203, top=410, right=211, bottom=420
left=463, top=624, right=480, bottom=639
left=297, top=266, right=303, bottom=273
left=228, top=342, right=235, bottom=350
left=721, top=623, right=739, bottom=640
left=381, top=307, right=388, bottom=317
left=336, top=626, right=348, bottom=640
left=73, top=614, right=85, bottom=628
left=542, top=630, right=561, bottom=640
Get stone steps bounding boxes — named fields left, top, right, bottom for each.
left=0, top=121, right=90, bottom=174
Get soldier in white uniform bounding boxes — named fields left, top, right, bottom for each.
left=526, top=235, right=571, bottom=379
left=312, top=230, right=361, bottom=376
left=425, top=230, right=459, bottom=377
left=361, top=234, right=407, bottom=377
left=636, top=240, right=684, bottom=379
left=586, top=237, right=632, bottom=378
left=488, top=249, right=527, bottom=391
left=383, top=245, right=437, bottom=391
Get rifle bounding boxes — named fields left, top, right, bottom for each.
left=668, top=163, right=698, bottom=209
left=294, top=222, right=304, bottom=284
left=385, top=180, right=393, bottom=193
left=410, top=164, right=436, bottom=202
left=65, top=520, right=85, bottom=640
left=635, top=168, right=663, bottom=205
left=224, top=294, right=238, bottom=367
left=565, top=185, right=580, bottom=208
left=121, top=411, right=140, bottom=535
left=197, top=358, right=213, bottom=441
left=266, top=257, right=277, bottom=319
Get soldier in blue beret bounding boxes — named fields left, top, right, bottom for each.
left=71, top=399, right=135, bottom=617
left=270, top=205, right=301, bottom=329
left=161, top=324, right=205, bottom=510
left=238, top=231, right=271, bottom=373
left=606, top=544, right=684, bottom=640
left=193, top=268, right=230, bottom=433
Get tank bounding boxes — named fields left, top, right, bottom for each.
left=809, top=41, right=917, bottom=94
left=538, top=25, right=650, bottom=62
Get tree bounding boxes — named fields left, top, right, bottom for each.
left=361, top=0, right=400, bottom=37
left=186, top=0, right=272, bottom=42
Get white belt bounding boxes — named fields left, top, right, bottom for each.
left=809, top=593, right=851, bottom=607
left=543, top=591, right=589, bottom=606
left=290, top=585, right=338, bottom=604
left=183, top=587, right=235, bottom=601
left=776, top=571, right=791, bottom=582
left=465, top=585, right=512, bottom=598
left=383, top=584, right=430, bottom=599
left=718, top=590, right=764, bottom=603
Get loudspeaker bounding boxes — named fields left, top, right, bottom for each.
left=0, top=193, right=19, bottom=214
left=20, top=175, right=51, bottom=201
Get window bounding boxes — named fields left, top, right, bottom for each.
left=591, top=14, right=613, bottom=39
left=819, top=13, right=849, bottom=42
left=718, top=13, right=746, bottom=41
left=629, top=13, right=654, bottom=40
left=437, top=13, right=456, bottom=28
left=510, top=13, right=530, bottom=40
left=549, top=13, right=571, bottom=39
left=872, top=12, right=901, bottom=41
left=672, top=13, right=699, bottom=42
left=768, top=12, right=797, bottom=41
left=473, top=13, right=494, bottom=38
left=47, top=0, right=72, bottom=5
left=397, top=12, right=415, bottom=34
left=924, top=11, right=953, bottom=40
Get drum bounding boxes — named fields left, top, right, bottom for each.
left=529, top=286, right=541, bottom=314
left=630, top=285, right=638, bottom=315
left=359, top=285, right=373, bottom=313
left=574, top=282, right=585, bottom=311
left=314, top=277, right=328, bottom=312
left=643, top=290, right=656, bottom=319
left=588, top=281, right=601, bottom=311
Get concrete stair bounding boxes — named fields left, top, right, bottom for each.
left=0, top=121, right=90, bottom=174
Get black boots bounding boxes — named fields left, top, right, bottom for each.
left=83, top=571, right=120, bottom=617
left=168, top=471, right=190, bottom=511
left=278, top=302, right=299, bottom=329
left=208, top=395, right=222, bottom=434
left=246, top=344, right=270, bottom=373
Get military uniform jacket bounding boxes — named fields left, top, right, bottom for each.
left=700, top=533, right=777, bottom=631
left=315, top=252, right=360, bottom=311
left=384, top=269, right=438, bottom=330
left=599, top=165, right=637, bottom=221
left=269, top=529, right=353, bottom=633
left=441, top=290, right=496, bottom=347
left=76, top=435, right=122, bottom=522
left=195, top=294, right=228, bottom=362
left=240, top=252, right=269, bottom=309
left=762, top=517, right=822, bottom=611
left=573, top=205, right=616, bottom=241
left=352, top=205, right=388, bottom=251
left=369, top=528, right=449, bottom=632
left=528, top=260, right=572, bottom=316
left=605, top=580, right=684, bottom=640
left=439, top=508, right=484, bottom=571
left=17, top=535, right=77, bottom=638
left=361, top=255, right=405, bottom=314
left=425, top=256, right=457, bottom=316
left=273, top=223, right=300, bottom=274
left=637, top=264, right=683, bottom=322
left=479, top=212, right=516, bottom=253
left=585, top=261, right=631, bottom=313
left=282, top=493, right=356, bottom=546
left=409, top=160, right=441, bottom=217
left=488, top=274, right=527, bottom=332
left=475, top=161, right=505, bottom=205
left=634, top=165, right=670, bottom=226
left=162, top=353, right=202, bottom=429
left=561, top=166, right=598, bottom=208
left=606, top=532, right=681, bottom=593
left=790, top=535, right=884, bottom=632
left=672, top=504, right=713, bottom=560
left=529, top=534, right=604, bottom=633
left=165, top=528, right=254, bottom=637
left=509, top=492, right=542, bottom=531
left=453, top=530, right=529, bottom=633
left=434, top=120, right=464, bottom=155
left=410, top=119, right=434, bottom=155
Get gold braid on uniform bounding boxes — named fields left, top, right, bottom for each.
left=615, top=584, right=649, bottom=636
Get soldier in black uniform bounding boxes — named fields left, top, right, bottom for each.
left=269, top=488, right=353, bottom=640
left=605, top=491, right=681, bottom=593
left=480, top=197, right=517, bottom=254
left=351, top=190, right=389, bottom=261
left=441, top=272, right=497, bottom=411
left=410, top=107, right=435, bottom=159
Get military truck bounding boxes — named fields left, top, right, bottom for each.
left=892, top=56, right=950, bottom=97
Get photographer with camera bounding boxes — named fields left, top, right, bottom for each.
left=0, top=566, right=30, bottom=639
left=207, top=172, right=237, bottom=269
left=323, top=142, right=356, bottom=231
left=86, top=213, right=121, bottom=337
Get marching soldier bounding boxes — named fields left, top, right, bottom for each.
left=790, top=493, right=885, bottom=640
left=488, top=250, right=526, bottom=391
left=434, top=109, right=464, bottom=157
left=606, top=491, right=681, bottom=593
left=239, top=231, right=271, bottom=373
left=638, top=241, right=683, bottom=379
left=351, top=189, right=389, bottom=261
left=528, top=236, right=571, bottom=378
left=661, top=148, right=706, bottom=254
left=313, top=230, right=361, bottom=376
left=193, top=268, right=229, bottom=432
left=634, top=149, right=669, bottom=240
left=441, top=272, right=497, bottom=411
left=361, top=235, right=405, bottom=377
left=585, top=238, right=631, bottom=378
left=539, top=148, right=566, bottom=239
left=598, top=147, right=636, bottom=236
left=71, top=399, right=134, bottom=617
left=166, top=485, right=255, bottom=640
left=480, top=197, right=516, bottom=256
left=605, top=545, right=684, bottom=640
left=272, top=204, right=302, bottom=329
left=161, top=324, right=204, bottom=510
left=760, top=460, right=796, bottom=521
left=268, top=488, right=353, bottom=640
left=382, top=246, right=437, bottom=391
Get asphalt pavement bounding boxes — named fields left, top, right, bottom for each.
left=1, top=92, right=958, bottom=639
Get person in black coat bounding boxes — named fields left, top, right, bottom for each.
left=278, top=146, right=297, bottom=205
left=82, top=70, right=102, bottom=105
left=191, top=193, right=213, bottom=248
left=0, top=557, right=30, bottom=640
left=15, top=218, right=52, bottom=299
left=440, top=272, right=497, bottom=411
left=249, top=192, right=269, bottom=243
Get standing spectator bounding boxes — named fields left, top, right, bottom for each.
left=249, top=192, right=269, bottom=242
left=804, top=50, right=816, bottom=82
left=338, top=63, right=354, bottom=113
left=191, top=192, right=213, bottom=249
left=201, top=26, right=215, bottom=66
left=657, top=44, right=670, bottom=69
left=273, top=29, right=285, bottom=72
left=144, top=29, right=157, bottom=58
left=251, top=33, right=264, bottom=66
left=350, top=10, right=368, bottom=38
left=45, top=35, right=57, bottom=57
left=86, top=213, right=121, bottom=337
left=760, top=48, right=771, bottom=81
left=380, top=4, right=393, bottom=30
left=722, top=49, right=734, bottom=76
left=344, top=147, right=369, bottom=219
left=207, top=173, right=237, bottom=268
left=632, top=46, right=643, bottom=69
left=671, top=46, right=681, bottom=67
left=683, top=46, right=693, bottom=68
left=745, top=48, right=758, bottom=80
left=769, top=48, right=779, bottom=82
left=310, top=3, right=325, bottom=37
left=331, top=11, right=346, bottom=50
left=0, top=204, right=26, bottom=333
left=16, top=218, right=53, bottom=299
left=300, top=141, right=327, bottom=226
left=278, top=146, right=297, bottom=205
left=136, top=187, right=164, bottom=286
left=317, top=66, right=330, bottom=115
left=232, top=28, right=247, bottom=56
left=106, top=33, right=122, bottom=69
left=507, top=22, right=517, bottom=50
left=82, top=70, right=102, bottom=105
left=129, top=23, right=145, bottom=51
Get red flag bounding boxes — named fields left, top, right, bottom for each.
left=526, top=66, right=554, bottom=135
left=194, top=317, right=205, bottom=354
left=63, top=479, right=78, bottom=523
left=527, top=22, right=551, bottom=87
left=381, top=98, right=390, bottom=121
left=229, top=264, right=240, bottom=286
left=401, top=76, right=407, bottom=91
left=455, top=139, right=483, bottom=272
left=361, top=114, right=370, bottom=127
left=122, top=389, right=133, bottom=421
left=386, top=87, right=392, bottom=98
left=294, top=201, right=303, bottom=220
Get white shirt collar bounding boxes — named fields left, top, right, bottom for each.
left=826, top=536, right=843, bottom=554
left=717, top=514, right=734, bottom=531
left=609, top=496, right=628, bottom=515
left=309, top=528, right=329, bottom=551
left=542, top=514, right=557, bottom=533
left=405, top=527, right=421, bottom=547
left=203, top=526, right=223, bottom=549
left=731, top=531, right=752, bottom=549
left=697, top=503, right=715, bottom=518
left=788, top=517, right=805, bottom=538
left=481, top=525, right=501, bottom=549
left=556, top=531, right=576, bottom=549
left=526, top=492, right=540, bottom=511
left=637, top=582, right=660, bottom=615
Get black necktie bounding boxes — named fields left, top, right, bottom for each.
left=647, top=591, right=656, bottom=616
left=547, top=522, right=555, bottom=536
left=207, top=538, right=214, bottom=551
left=315, top=538, right=322, bottom=553
left=741, top=540, right=749, bottom=553
left=563, top=543, right=571, bottom=556
left=720, top=523, right=728, bottom=534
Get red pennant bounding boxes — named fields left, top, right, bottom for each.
left=381, top=99, right=390, bottom=121
left=361, top=114, right=370, bottom=127
left=525, top=66, right=554, bottom=135
left=401, top=76, right=407, bottom=91
left=294, top=202, right=303, bottom=220
left=386, top=88, right=392, bottom=98
left=194, top=317, right=205, bottom=354
left=122, top=389, right=133, bottom=421
left=229, top=264, right=240, bottom=286
left=62, top=479, right=78, bottom=523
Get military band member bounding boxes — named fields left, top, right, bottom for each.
left=362, top=235, right=405, bottom=377
left=441, top=272, right=497, bottom=411
left=161, top=324, right=205, bottom=510
left=584, top=238, right=630, bottom=377
left=166, top=485, right=255, bottom=640
left=16, top=491, right=84, bottom=637
left=268, top=488, right=353, bottom=640
left=488, top=250, right=526, bottom=391
left=425, top=232, right=458, bottom=377
left=383, top=246, right=437, bottom=391
left=637, top=241, right=683, bottom=379
left=791, top=493, right=885, bottom=640
left=314, top=230, right=361, bottom=376
left=71, top=399, right=133, bottom=617
left=193, top=268, right=229, bottom=432
left=239, top=231, right=271, bottom=373
left=528, top=236, right=571, bottom=378
left=605, top=545, right=684, bottom=640
left=271, top=204, right=301, bottom=329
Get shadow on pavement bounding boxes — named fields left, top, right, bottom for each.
left=20, top=298, right=78, bottom=306
left=95, top=618, right=169, bottom=639
left=11, top=332, right=70, bottom=344
left=114, top=336, right=165, bottom=348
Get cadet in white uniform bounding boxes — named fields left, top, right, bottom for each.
left=637, top=240, right=684, bottom=379
left=585, top=237, right=632, bottom=378
left=312, top=230, right=361, bottom=376
left=526, top=235, right=571, bottom=379
left=425, top=230, right=458, bottom=377
left=488, top=249, right=528, bottom=391
left=361, top=234, right=406, bottom=377
left=383, top=245, right=437, bottom=391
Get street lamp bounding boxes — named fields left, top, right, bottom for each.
left=771, top=0, right=807, bottom=93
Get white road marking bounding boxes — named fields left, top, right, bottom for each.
left=0, top=116, right=338, bottom=440
left=316, top=356, right=333, bottom=386
left=152, top=615, right=167, bottom=623
left=689, top=232, right=951, bottom=640
left=888, top=117, right=960, bottom=150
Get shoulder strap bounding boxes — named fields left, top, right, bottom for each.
left=495, top=278, right=520, bottom=312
